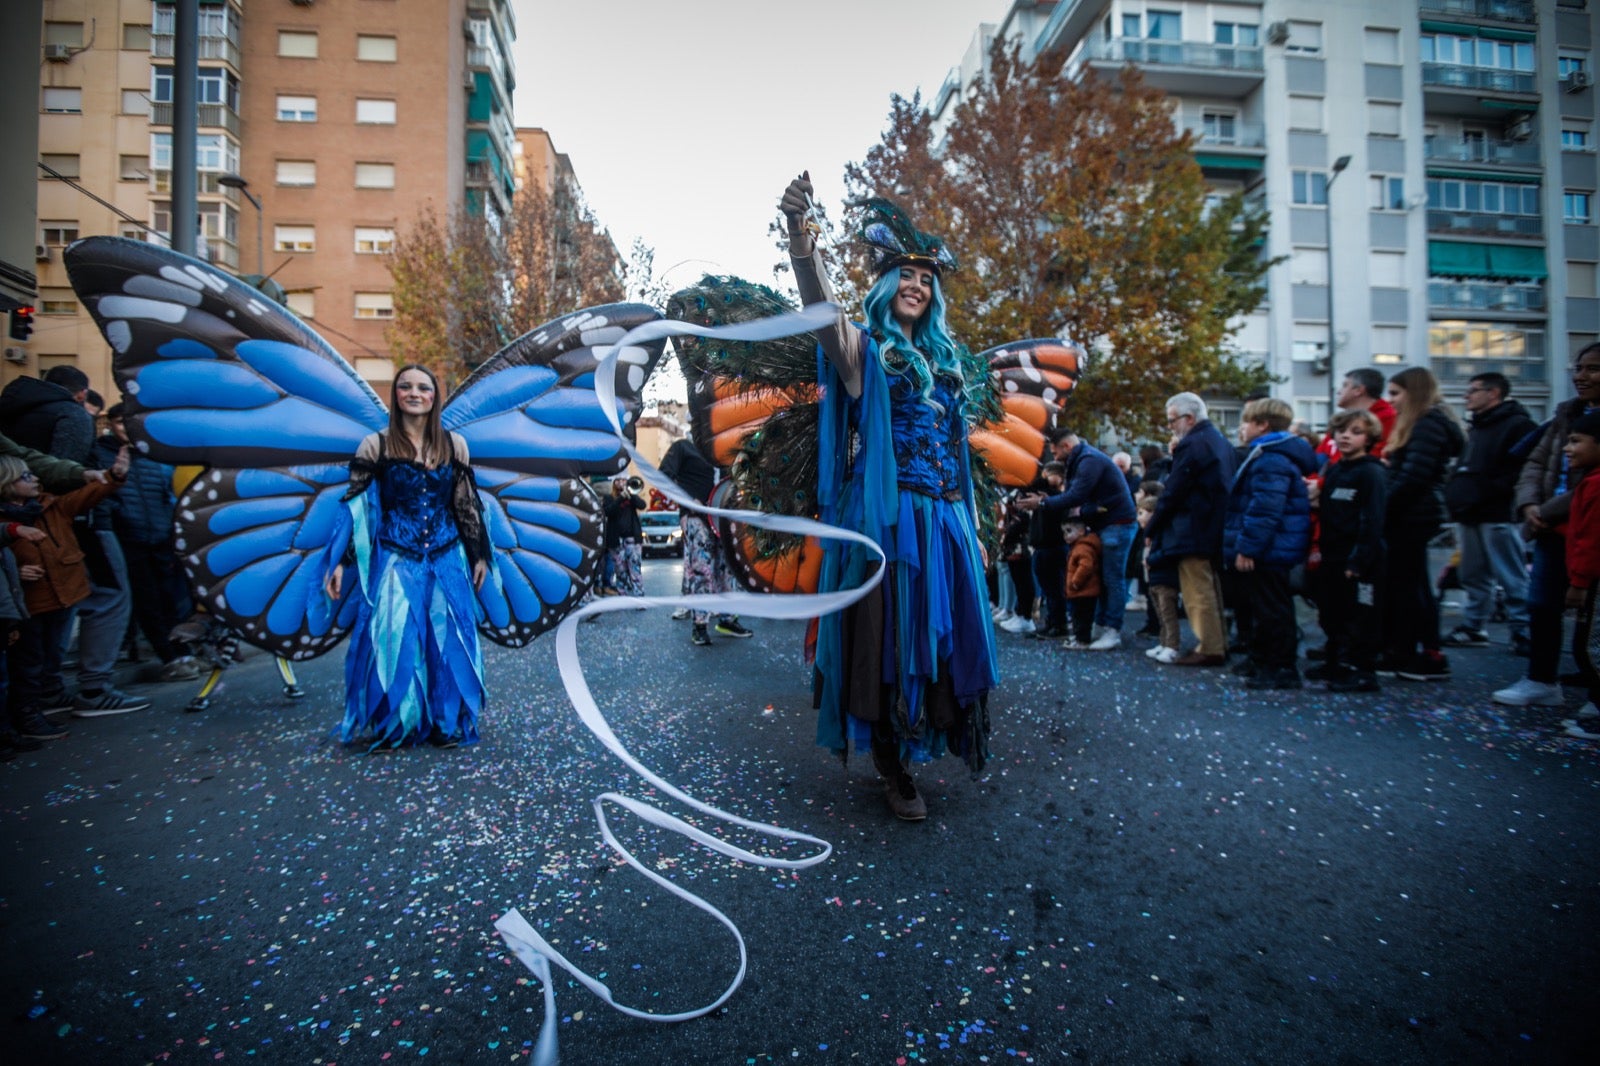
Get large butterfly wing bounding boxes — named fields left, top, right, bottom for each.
left=65, top=236, right=387, bottom=657
left=971, top=338, right=1086, bottom=487
left=443, top=303, right=669, bottom=646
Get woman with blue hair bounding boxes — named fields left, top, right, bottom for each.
left=780, top=172, right=999, bottom=821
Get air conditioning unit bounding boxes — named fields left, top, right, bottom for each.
left=1566, top=71, right=1593, bottom=93
left=4, top=347, right=29, bottom=365
left=463, top=69, right=475, bottom=90
left=44, top=43, right=72, bottom=62
left=1507, top=117, right=1534, bottom=141
left=35, top=244, right=50, bottom=262
left=1266, top=22, right=1290, bottom=45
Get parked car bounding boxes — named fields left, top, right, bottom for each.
left=640, top=509, right=684, bottom=557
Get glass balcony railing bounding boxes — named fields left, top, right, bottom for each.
left=1181, top=120, right=1266, bottom=148
left=1422, top=63, right=1536, bottom=94
left=1428, top=209, right=1542, bottom=236
left=1083, top=36, right=1264, bottom=73
left=150, top=102, right=240, bottom=136
left=151, top=34, right=241, bottom=69
left=1419, top=0, right=1536, bottom=23
left=1428, top=280, right=1546, bottom=312
left=1424, top=138, right=1542, bottom=165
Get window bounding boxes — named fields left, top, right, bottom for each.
left=355, top=162, right=395, bottom=189
left=355, top=98, right=397, bottom=124
left=1201, top=109, right=1237, bottom=144
left=274, top=225, right=316, bottom=253
left=354, top=292, right=394, bottom=319
left=40, top=154, right=79, bottom=179
left=1214, top=22, right=1259, bottom=46
left=1428, top=322, right=1544, bottom=371
left=40, top=222, right=79, bottom=246
left=1294, top=398, right=1331, bottom=429
left=276, top=94, right=317, bottom=122
left=1288, top=95, right=1323, bottom=132
left=1422, top=33, right=1534, bottom=72
left=1370, top=251, right=1406, bottom=287
left=122, top=23, right=151, bottom=51
left=152, top=66, right=238, bottom=110
left=1369, top=175, right=1406, bottom=211
left=276, top=160, right=316, bottom=187
left=1566, top=192, right=1594, bottom=224
left=1371, top=328, right=1407, bottom=366
left=38, top=288, right=77, bottom=316
left=44, top=22, right=84, bottom=47
left=1365, top=27, right=1400, bottom=64
left=278, top=31, right=318, bottom=58
left=1426, top=178, right=1541, bottom=216
left=1121, top=13, right=1141, bottom=37
left=286, top=292, right=315, bottom=319
left=1559, top=53, right=1589, bottom=78
left=354, top=227, right=396, bottom=254
left=119, top=154, right=148, bottom=181
left=1563, top=125, right=1593, bottom=150
left=1369, top=101, right=1402, bottom=138
left=1291, top=247, right=1328, bottom=286
left=1292, top=170, right=1329, bottom=206
left=121, top=89, right=149, bottom=115
left=1286, top=20, right=1322, bottom=55
left=356, top=35, right=398, bottom=62
left=42, top=87, right=82, bottom=113
left=118, top=224, right=149, bottom=242
left=1146, top=10, right=1181, bottom=40
left=1292, top=323, right=1330, bottom=362
left=1569, top=263, right=1597, bottom=297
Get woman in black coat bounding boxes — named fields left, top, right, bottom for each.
left=1381, top=367, right=1465, bottom=680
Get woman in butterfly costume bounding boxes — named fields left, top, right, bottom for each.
left=780, top=174, right=1000, bottom=821
left=324, top=365, right=491, bottom=750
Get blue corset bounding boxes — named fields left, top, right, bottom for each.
left=854, top=372, right=966, bottom=497
left=377, top=461, right=460, bottom=559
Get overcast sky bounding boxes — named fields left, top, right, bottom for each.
left=510, top=0, right=1013, bottom=297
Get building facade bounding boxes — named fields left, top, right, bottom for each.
left=935, top=0, right=1598, bottom=424
left=15, top=0, right=520, bottom=394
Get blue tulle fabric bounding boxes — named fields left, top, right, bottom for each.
left=814, top=329, right=999, bottom=765
left=334, top=460, right=486, bottom=748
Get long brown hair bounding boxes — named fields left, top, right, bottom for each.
left=386, top=364, right=449, bottom=467
left=1386, top=366, right=1458, bottom=452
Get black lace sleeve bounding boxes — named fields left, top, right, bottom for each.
left=450, top=438, right=490, bottom=568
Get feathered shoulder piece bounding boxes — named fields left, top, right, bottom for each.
left=856, top=197, right=958, bottom=277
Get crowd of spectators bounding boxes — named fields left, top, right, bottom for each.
left=990, top=347, right=1600, bottom=738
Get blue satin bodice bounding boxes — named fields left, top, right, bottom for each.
left=377, top=460, right=461, bottom=560
left=853, top=370, right=967, bottom=497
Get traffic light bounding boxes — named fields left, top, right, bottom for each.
left=8, top=306, right=34, bottom=342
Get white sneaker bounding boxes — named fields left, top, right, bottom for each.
left=1144, top=644, right=1164, bottom=659
left=992, top=607, right=1013, bottom=622
left=1564, top=721, right=1600, bottom=740
left=1087, top=630, right=1122, bottom=651
left=1578, top=701, right=1599, bottom=721
left=1124, top=596, right=1147, bottom=612
left=1151, top=645, right=1181, bottom=664
left=1001, top=616, right=1035, bottom=634
left=1491, top=678, right=1566, bottom=707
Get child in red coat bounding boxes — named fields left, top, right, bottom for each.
left=1562, top=411, right=1600, bottom=739
left=1062, top=521, right=1103, bottom=650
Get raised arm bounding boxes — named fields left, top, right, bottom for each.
left=780, top=172, right=863, bottom=397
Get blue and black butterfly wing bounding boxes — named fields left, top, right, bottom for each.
left=444, top=303, right=669, bottom=646
left=65, top=236, right=386, bottom=657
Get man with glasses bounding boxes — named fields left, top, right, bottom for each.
left=1143, top=393, right=1237, bottom=666
left=1443, top=373, right=1535, bottom=652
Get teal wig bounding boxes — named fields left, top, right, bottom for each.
left=862, top=268, right=965, bottom=411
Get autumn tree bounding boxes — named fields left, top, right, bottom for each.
left=387, top=180, right=628, bottom=387
left=839, top=42, right=1274, bottom=434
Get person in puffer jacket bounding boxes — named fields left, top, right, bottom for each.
left=1380, top=367, right=1466, bottom=682
left=1224, top=398, right=1317, bottom=690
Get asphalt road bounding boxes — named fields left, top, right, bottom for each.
left=3, top=559, right=1596, bottom=1065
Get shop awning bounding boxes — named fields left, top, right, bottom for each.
left=1428, top=241, right=1547, bottom=279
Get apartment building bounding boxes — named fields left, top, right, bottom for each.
left=17, top=0, right=519, bottom=394
left=934, top=0, right=1598, bottom=425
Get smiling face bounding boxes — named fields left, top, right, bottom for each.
left=890, top=266, right=934, bottom=331
left=1573, top=346, right=1600, bottom=404
left=1565, top=431, right=1600, bottom=472
left=393, top=367, right=437, bottom=417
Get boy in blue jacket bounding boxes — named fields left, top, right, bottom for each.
left=1225, top=398, right=1318, bottom=690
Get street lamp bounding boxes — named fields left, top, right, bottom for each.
left=1322, top=154, right=1352, bottom=427
left=217, top=173, right=262, bottom=277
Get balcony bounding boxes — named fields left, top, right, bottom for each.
left=1419, top=0, right=1536, bottom=23
left=1429, top=279, right=1546, bottom=312
left=150, top=102, right=240, bottom=137
left=1427, top=209, right=1543, bottom=236
left=1180, top=120, right=1267, bottom=150
left=1423, top=63, right=1538, bottom=116
left=1424, top=138, right=1542, bottom=166
left=151, top=33, right=241, bottom=70
left=1078, top=36, right=1263, bottom=97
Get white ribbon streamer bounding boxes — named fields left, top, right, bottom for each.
left=497, top=304, right=885, bottom=1063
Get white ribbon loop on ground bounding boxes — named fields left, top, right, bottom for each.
left=497, top=304, right=885, bottom=1065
